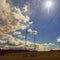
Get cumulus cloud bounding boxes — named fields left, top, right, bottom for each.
left=22, top=5, right=28, bottom=12
left=12, top=7, right=30, bottom=23
left=53, top=48, right=60, bottom=50
left=0, top=34, right=21, bottom=46
left=43, top=43, right=55, bottom=48
left=13, top=31, right=21, bottom=35
left=18, top=35, right=25, bottom=39
left=57, top=37, right=60, bottom=42
left=28, top=29, right=38, bottom=35
left=0, top=36, right=55, bottom=51
left=29, top=21, right=33, bottom=25
left=0, top=0, right=31, bottom=34
left=0, top=0, right=33, bottom=49
left=0, top=0, right=54, bottom=51
left=0, top=40, right=7, bottom=44
left=48, top=43, right=55, bottom=46
left=35, top=43, right=54, bottom=51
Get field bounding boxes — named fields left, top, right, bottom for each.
left=0, top=51, right=60, bottom=60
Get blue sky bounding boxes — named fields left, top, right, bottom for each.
left=0, top=0, right=60, bottom=51
left=11, top=0, right=60, bottom=50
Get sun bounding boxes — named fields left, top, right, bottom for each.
left=45, top=1, right=53, bottom=8
left=44, top=1, right=53, bottom=14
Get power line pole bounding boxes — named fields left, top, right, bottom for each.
left=34, top=33, right=36, bottom=50
left=32, top=30, right=37, bottom=51
left=24, top=29, right=28, bottom=50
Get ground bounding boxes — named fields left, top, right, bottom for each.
left=0, top=51, right=60, bottom=60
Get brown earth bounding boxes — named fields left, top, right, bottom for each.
left=0, top=50, right=60, bottom=60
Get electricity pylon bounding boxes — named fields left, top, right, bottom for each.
left=24, top=29, right=28, bottom=50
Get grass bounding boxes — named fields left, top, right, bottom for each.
left=0, top=51, right=60, bottom=60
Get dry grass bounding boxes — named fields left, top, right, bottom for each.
left=0, top=51, right=60, bottom=60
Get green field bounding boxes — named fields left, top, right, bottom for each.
left=0, top=51, right=60, bottom=60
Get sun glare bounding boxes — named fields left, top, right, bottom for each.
left=44, top=1, right=53, bottom=14
left=45, top=1, right=53, bottom=8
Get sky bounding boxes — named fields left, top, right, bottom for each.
left=0, top=0, right=60, bottom=51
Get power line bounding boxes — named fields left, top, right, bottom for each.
left=41, top=9, right=60, bottom=32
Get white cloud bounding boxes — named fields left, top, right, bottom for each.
left=27, top=29, right=32, bottom=33
left=13, top=31, right=21, bottom=35
left=28, top=29, right=38, bottom=35
left=43, top=43, right=54, bottom=47
left=29, top=21, right=33, bottom=25
left=35, top=43, right=54, bottom=51
left=22, top=5, right=28, bottom=12
left=0, top=0, right=31, bottom=34
left=0, top=34, right=20, bottom=46
left=57, top=37, right=60, bottom=42
left=0, top=0, right=55, bottom=51
left=0, top=40, right=7, bottom=44
left=18, top=35, right=25, bottom=39
left=53, top=48, right=60, bottom=50
left=0, top=36, right=55, bottom=51
left=0, top=0, right=33, bottom=48
left=7, top=39, right=20, bottom=46
left=48, top=43, right=55, bottom=46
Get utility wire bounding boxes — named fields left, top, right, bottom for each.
left=41, top=9, right=60, bottom=32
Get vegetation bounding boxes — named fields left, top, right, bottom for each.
left=0, top=51, right=60, bottom=60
